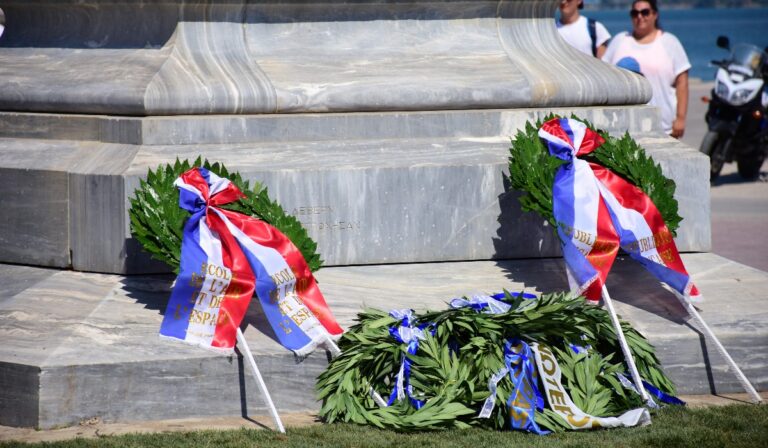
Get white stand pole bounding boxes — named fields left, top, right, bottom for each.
left=674, top=295, right=763, bottom=404
left=325, top=337, right=389, bottom=408
left=601, top=286, right=650, bottom=402
left=236, top=328, right=286, bottom=433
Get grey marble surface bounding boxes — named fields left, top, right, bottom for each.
left=0, top=106, right=709, bottom=273
left=0, top=0, right=650, bottom=115
left=0, top=254, right=765, bottom=427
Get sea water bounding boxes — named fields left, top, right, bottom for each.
left=587, top=8, right=768, bottom=80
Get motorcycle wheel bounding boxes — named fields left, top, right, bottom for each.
left=737, top=152, right=764, bottom=180
left=699, top=131, right=727, bottom=181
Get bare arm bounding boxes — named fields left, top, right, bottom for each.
left=596, top=43, right=607, bottom=59
left=671, top=71, right=689, bottom=139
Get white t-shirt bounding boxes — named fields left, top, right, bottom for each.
left=603, top=31, right=691, bottom=134
left=556, top=16, right=610, bottom=56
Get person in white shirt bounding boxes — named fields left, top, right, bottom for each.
left=602, top=0, right=691, bottom=138
left=556, top=0, right=610, bottom=58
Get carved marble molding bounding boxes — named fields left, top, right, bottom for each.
left=0, top=0, right=651, bottom=115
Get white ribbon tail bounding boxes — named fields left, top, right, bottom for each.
left=532, top=343, right=651, bottom=430
left=478, top=366, right=510, bottom=418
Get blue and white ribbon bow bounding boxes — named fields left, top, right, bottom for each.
left=450, top=292, right=537, bottom=314
left=387, top=309, right=429, bottom=408
left=479, top=339, right=549, bottom=435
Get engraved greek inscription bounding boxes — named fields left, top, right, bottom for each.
left=301, top=220, right=362, bottom=232
left=291, top=205, right=334, bottom=216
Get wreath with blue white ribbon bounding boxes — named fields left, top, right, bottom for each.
left=317, top=118, right=685, bottom=432
left=317, top=292, right=680, bottom=432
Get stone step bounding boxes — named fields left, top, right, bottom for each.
left=1, top=253, right=765, bottom=428
left=0, top=105, right=710, bottom=274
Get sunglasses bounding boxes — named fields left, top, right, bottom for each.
left=630, top=8, right=652, bottom=18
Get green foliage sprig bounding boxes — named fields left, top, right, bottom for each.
left=129, top=158, right=323, bottom=273
left=507, top=116, right=682, bottom=235
left=317, top=292, right=674, bottom=432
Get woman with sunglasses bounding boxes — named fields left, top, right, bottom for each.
left=602, top=0, right=690, bottom=138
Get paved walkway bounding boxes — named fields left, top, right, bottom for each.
left=682, top=80, right=768, bottom=273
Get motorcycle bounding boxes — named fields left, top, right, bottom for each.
left=700, top=36, right=768, bottom=180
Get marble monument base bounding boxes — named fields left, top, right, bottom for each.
left=0, top=105, right=710, bottom=274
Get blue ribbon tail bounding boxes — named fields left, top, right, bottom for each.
left=642, top=380, right=686, bottom=406
left=505, top=339, right=550, bottom=435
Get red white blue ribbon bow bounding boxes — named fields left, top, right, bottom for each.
left=159, top=167, right=343, bottom=356
left=539, top=118, right=700, bottom=302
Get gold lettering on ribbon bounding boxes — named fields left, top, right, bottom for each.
left=188, top=309, right=216, bottom=326
left=270, top=268, right=295, bottom=287
left=653, top=229, right=673, bottom=248
left=200, top=262, right=231, bottom=280
left=192, top=291, right=207, bottom=306
left=269, top=289, right=279, bottom=304
left=539, top=348, right=557, bottom=376
left=188, top=271, right=204, bottom=288
left=278, top=300, right=293, bottom=316
left=290, top=308, right=311, bottom=326
left=535, top=345, right=597, bottom=429
left=660, top=248, right=675, bottom=264
left=278, top=320, right=293, bottom=334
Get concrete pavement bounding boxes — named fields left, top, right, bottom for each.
left=682, top=79, right=768, bottom=273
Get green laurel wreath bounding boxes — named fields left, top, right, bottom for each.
left=129, top=158, right=323, bottom=273
left=507, top=116, right=682, bottom=236
left=317, top=292, right=675, bottom=432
